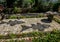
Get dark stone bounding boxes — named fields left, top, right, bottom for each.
left=47, top=14, right=54, bottom=22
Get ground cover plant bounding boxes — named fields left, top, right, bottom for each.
left=8, top=14, right=45, bottom=19
left=0, top=29, right=60, bottom=42
left=54, top=17, right=60, bottom=24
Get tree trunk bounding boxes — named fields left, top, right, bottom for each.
left=35, top=0, right=38, bottom=6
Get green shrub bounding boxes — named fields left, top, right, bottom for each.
left=26, top=32, right=39, bottom=37
left=13, top=7, right=21, bottom=13
left=9, top=40, right=15, bottom=42
left=54, top=18, right=60, bottom=24
left=0, top=29, right=60, bottom=42
left=25, top=16, right=32, bottom=18
left=35, top=14, right=44, bottom=18
left=3, top=8, right=9, bottom=14
left=8, top=14, right=45, bottom=19
left=9, top=15, right=26, bottom=19
left=19, top=16, right=26, bottom=19
left=9, top=15, right=17, bottom=19
left=38, top=14, right=44, bottom=17
left=0, top=35, right=4, bottom=39
left=32, top=30, right=60, bottom=42
left=8, top=34, right=17, bottom=39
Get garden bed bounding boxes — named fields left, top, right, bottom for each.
left=0, top=29, right=60, bottom=42
left=54, top=16, right=60, bottom=24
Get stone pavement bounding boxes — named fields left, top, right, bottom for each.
left=0, top=17, right=60, bottom=35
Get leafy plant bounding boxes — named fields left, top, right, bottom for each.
left=54, top=17, right=60, bottom=24
left=9, top=15, right=17, bottom=19
left=8, top=33, right=17, bottom=39
left=13, top=7, right=21, bottom=13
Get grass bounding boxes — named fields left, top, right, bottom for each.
left=53, top=17, right=60, bottom=24
left=0, top=29, right=60, bottom=38
left=9, top=15, right=17, bottom=19
left=0, top=29, right=60, bottom=42
left=8, top=14, right=45, bottom=19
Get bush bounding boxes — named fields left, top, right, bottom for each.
left=37, top=14, right=44, bottom=18
left=0, top=35, right=4, bottom=39
left=9, top=40, right=15, bottom=42
left=32, top=30, right=60, bottom=42
left=9, top=15, right=26, bottom=19
left=0, top=30, right=60, bottom=42
left=8, top=33, right=17, bottom=39
left=25, top=16, right=32, bottom=18
left=54, top=17, right=60, bottom=24
left=13, top=7, right=22, bottom=13
left=9, top=15, right=17, bottom=19
left=19, top=16, right=26, bottom=19
left=3, top=8, right=9, bottom=14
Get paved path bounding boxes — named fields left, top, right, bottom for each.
left=0, top=17, right=60, bottom=35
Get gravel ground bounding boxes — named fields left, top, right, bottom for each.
left=0, top=17, right=60, bottom=35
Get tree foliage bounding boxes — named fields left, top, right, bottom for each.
left=0, top=0, right=60, bottom=13
left=6, top=0, right=16, bottom=8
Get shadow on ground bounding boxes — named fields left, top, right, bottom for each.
left=0, top=20, right=25, bottom=26
left=21, top=23, right=51, bottom=32
left=41, top=19, right=51, bottom=23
